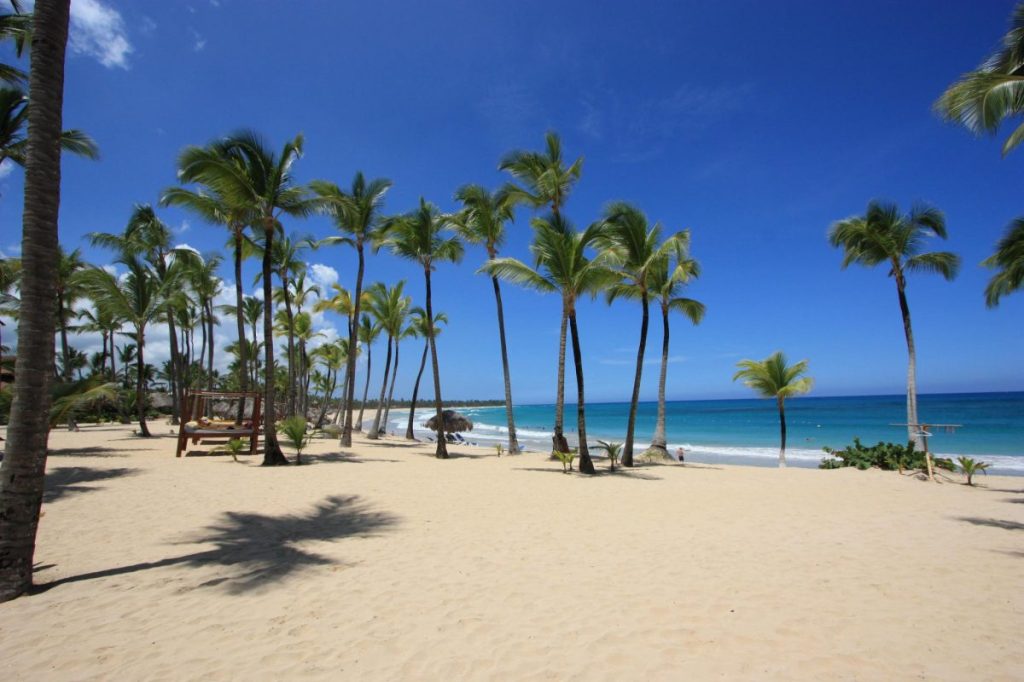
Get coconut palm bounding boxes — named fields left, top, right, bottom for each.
left=76, top=301, right=122, bottom=378
left=355, top=314, right=381, bottom=429
left=311, top=340, right=347, bottom=428
left=484, top=215, right=617, bottom=473
left=0, top=86, right=98, bottom=170
left=0, top=0, right=77, bottom=602
left=261, top=234, right=309, bottom=417
left=733, top=352, right=813, bottom=467
left=499, top=131, right=582, bottom=217
left=829, top=201, right=959, bottom=449
left=312, top=283, right=360, bottom=424
left=176, top=130, right=316, bottom=465
left=983, top=218, right=1024, bottom=307
left=378, top=198, right=463, bottom=458
left=448, top=184, right=521, bottom=454
left=363, top=281, right=411, bottom=439
left=596, top=202, right=693, bottom=466
left=187, top=253, right=222, bottom=395
left=0, top=2, right=31, bottom=85
left=54, top=245, right=87, bottom=380
left=289, top=269, right=322, bottom=416
left=935, top=3, right=1024, bottom=157
left=404, top=307, right=447, bottom=440
left=311, top=172, right=392, bottom=446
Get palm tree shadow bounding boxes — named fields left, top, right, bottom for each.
left=49, top=446, right=127, bottom=458
left=35, top=495, right=397, bottom=596
left=954, top=516, right=1024, bottom=531
left=44, top=466, right=140, bottom=503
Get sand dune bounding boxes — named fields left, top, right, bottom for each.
left=0, top=422, right=1021, bottom=680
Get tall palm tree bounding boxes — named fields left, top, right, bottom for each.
left=404, top=307, right=447, bottom=440
left=733, top=352, right=813, bottom=468
left=311, top=340, right=347, bottom=428
left=363, top=281, right=410, bottom=439
left=0, top=86, right=98, bottom=169
left=187, top=253, right=222, bottom=395
left=177, top=130, right=316, bottom=466
left=648, top=252, right=705, bottom=460
left=983, top=219, right=1024, bottom=306
left=355, top=314, right=381, bottom=429
left=0, top=0, right=74, bottom=603
left=76, top=302, right=122, bottom=378
left=378, top=198, right=463, bottom=458
left=596, top=202, right=692, bottom=466
left=499, top=131, right=583, bottom=217
left=829, top=201, right=960, bottom=449
left=936, top=2, right=1024, bottom=157
left=484, top=215, right=617, bottom=472
left=448, top=184, right=521, bottom=454
left=54, top=245, right=86, bottom=380
left=311, top=172, right=391, bottom=446
left=162, top=157, right=254, bottom=417
left=264, top=234, right=308, bottom=416
left=289, top=269, right=321, bottom=416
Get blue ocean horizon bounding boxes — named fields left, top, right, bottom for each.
left=394, top=392, right=1024, bottom=473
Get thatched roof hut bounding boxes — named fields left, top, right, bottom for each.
left=425, top=410, right=473, bottom=433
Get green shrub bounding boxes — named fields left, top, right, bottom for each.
left=595, top=440, right=623, bottom=471
left=820, top=438, right=954, bottom=473
left=554, top=449, right=576, bottom=473
left=279, top=416, right=312, bottom=465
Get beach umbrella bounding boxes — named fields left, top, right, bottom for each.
left=425, top=410, right=473, bottom=433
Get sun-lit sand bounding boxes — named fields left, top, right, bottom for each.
left=0, top=421, right=1021, bottom=680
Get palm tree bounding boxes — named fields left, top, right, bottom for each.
left=484, top=215, right=617, bottom=472
left=162, top=153, right=254, bottom=417
left=355, top=314, right=381, bottom=429
left=0, top=0, right=73, bottom=603
left=311, top=172, right=392, bottom=447
left=733, top=352, right=813, bottom=468
left=79, top=258, right=177, bottom=438
left=54, top=245, right=86, bottom=380
left=404, top=307, right=447, bottom=440
left=0, top=86, right=98, bottom=170
left=265, top=234, right=309, bottom=416
left=983, top=218, right=1024, bottom=307
left=76, top=301, right=121, bottom=378
left=364, top=281, right=411, bottom=439
left=289, top=269, right=321, bottom=416
left=829, top=201, right=960, bottom=449
left=311, top=340, right=346, bottom=428
left=177, top=130, right=316, bottom=465
left=378, top=198, right=463, bottom=458
left=936, top=2, right=1024, bottom=157
left=448, top=184, right=521, bottom=454
left=648, top=251, right=705, bottom=460
left=186, top=253, right=222, bottom=395
left=596, top=202, right=693, bottom=466
left=499, top=131, right=583, bottom=217
left=0, top=2, right=31, bottom=85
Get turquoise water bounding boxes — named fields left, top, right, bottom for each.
left=394, top=392, right=1024, bottom=473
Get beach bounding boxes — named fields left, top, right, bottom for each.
left=0, top=422, right=1021, bottom=679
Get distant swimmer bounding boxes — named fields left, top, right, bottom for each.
left=675, top=447, right=686, bottom=462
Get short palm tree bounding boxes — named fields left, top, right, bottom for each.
left=829, top=201, right=959, bottom=449
left=378, top=198, right=463, bottom=458
left=733, top=352, right=813, bottom=467
left=499, top=130, right=583, bottom=217
left=484, top=215, right=617, bottom=473
left=595, top=440, right=623, bottom=472
left=647, top=252, right=705, bottom=459
left=279, top=415, right=310, bottom=466
left=363, top=280, right=411, bottom=439
left=311, top=172, right=392, bottom=446
left=596, top=202, right=693, bottom=466
left=404, top=307, right=447, bottom=440
left=449, top=184, right=521, bottom=454
left=310, top=341, right=347, bottom=428
left=176, top=130, right=317, bottom=465
left=956, top=456, right=991, bottom=486
left=983, top=219, right=1024, bottom=307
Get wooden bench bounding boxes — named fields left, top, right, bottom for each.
left=176, top=390, right=263, bottom=458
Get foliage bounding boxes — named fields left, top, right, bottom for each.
left=595, top=440, right=622, bottom=471
left=278, top=415, right=311, bottom=464
left=956, top=456, right=991, bottom=486
left=216, top=438, right=247, bottom=463
left=495, top=443, right=504, bottom=457
left=983, top=218, right=1024, bottom=307
left=553, top=449, right=576, bottom=473
left=820, top=438, right=955, bottom=473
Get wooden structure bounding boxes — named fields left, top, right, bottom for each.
left=891, top=421, right=962, bottom=481
left=176, top=390, right=262, bottom=458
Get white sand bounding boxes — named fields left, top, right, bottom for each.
left=0, top=422, right=1021, bottom=680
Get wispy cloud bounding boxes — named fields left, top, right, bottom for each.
left=139, top=16, right=157, bottom=36
left=190, top=28, right=207, bottom=52
left=476, top=80, right=540, bottom=140
left=60, top=0, right=133, bottom=69
left=175, top=220, right=191, bottom=235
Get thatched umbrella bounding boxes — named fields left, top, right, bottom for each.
left=425, top=410, right=473, bottom=433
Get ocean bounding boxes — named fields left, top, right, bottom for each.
left=388, top=392, right=1024, bottom=474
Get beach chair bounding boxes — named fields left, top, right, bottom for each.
left=175, top=390, right=262, bottom=457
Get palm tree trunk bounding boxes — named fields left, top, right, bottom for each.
left=490, top=275, right=520, bottom=454
left=281, top=281, right=296, bottom=417
left=341, top=242, right=364, bottom=447
left=623, top=292, right=649, bottom=467
left=261, top=225, right=288, bottom=465
left=136, top=328, right=151, bottom=437
left=233, top=232, right=248, bottom=422
left=57, top=291, right=70, bottom=380
left=206, top=300, right=215, bottom=395
left=109, top=336, right=116, bottom=378
left=649, top=305, right=670, bottom=458
left=368, top=334, right=392, bottom=440
left=425, top=267, right=447, bottom=458
left=895, top=276, right=924, bottom=451
left=333, top=367, right=347, bottom=425
left=552, top=309, right=569, bottom=456
left=383, top=339, right=399, bottom=433
left=315, top=368, right=335, bottom=428
left=568, top=311, right=594, bottom=474
left=166, top=315, right=181, bottom=424
left=0, top=0, right=70, bottom=603
left=777, top=396, right=787, bottom=468
left=406, top=340, right=428, bottom=440
left=358, top=340, right=372, bottom=431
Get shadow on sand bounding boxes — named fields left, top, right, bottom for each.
left=35, top=494, right=397, bottom=595
left=44, top=466, right=140, bottom=503
left=955, top=516, right=1024, bottom=531
left=305, top=452, right=402, bottom=465
left=48, top=446, right=127, bottom=458
left=514, top=466, right=663, bottom=481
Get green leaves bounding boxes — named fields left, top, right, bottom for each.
left=983, top=218, right=1024, bottom=307
left=733, top=352, right=813, bottom=401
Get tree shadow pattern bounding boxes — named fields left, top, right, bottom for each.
left=955, top=516, right=1024, bottom=531
left=44, top=466, right=140, bottom=503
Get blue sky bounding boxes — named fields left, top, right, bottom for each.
left=1, top=0, right=1022, bottom=403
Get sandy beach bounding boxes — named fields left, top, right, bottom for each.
left=0, top=421, right=1021, bottom=680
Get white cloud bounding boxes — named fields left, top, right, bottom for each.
left=190, top=28, right=207, bottom=52
left=309, top=263, right=339, bottom=289
left=139, top=16, right=157, bottom=35
left=176, top=220, right=191, bottom=235
left=0, top=160, right=13, bottom=180
left=68, top=0, right=133, bottom=69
